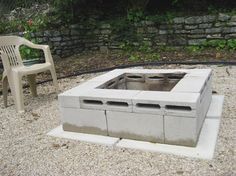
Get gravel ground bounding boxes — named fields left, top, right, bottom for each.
left=0, top=65, right=235, bottom=176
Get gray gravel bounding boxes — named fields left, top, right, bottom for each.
left=0, top=65, right=235, bottom=176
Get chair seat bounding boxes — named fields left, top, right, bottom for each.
left=12, top=62, right=52, bottom=75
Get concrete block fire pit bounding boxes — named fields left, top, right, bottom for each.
left=59, top=68, right=212, bottom=147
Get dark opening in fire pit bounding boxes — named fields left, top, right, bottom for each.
left=98, top=72, right=186, bottom=91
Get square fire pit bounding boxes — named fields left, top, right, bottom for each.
left=59, top=68, right=212, bottom=147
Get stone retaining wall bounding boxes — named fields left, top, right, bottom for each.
left=6, top=13, right=236, bottom=58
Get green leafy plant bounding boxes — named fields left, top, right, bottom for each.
left=128, top=53, right=142, bottom=62
left=185, top=46, right=203, bottom=53
left=147, top=12, right=175, bottom=23
left=145, top=53, right=160, bottom=61
left=127, top=9, right=145, bottom=23
left=138, top=41, right=152, bottom=53
left=227, top=39, right=236, bottom=50
left=203, top=39, right=226, bottom=50
left=20, top=44, right=41, bottom=61
left=19, top=19, right=41, bottom=60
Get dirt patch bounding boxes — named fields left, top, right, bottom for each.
left=0, top=48, right=236, bottom=89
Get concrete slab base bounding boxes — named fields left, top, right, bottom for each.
left=47, top=125, right=120, bottom=146
left=48, top=95, right=224, bottom=159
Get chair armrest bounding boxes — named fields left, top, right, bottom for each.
left=0, top=51, right=11, bottom=71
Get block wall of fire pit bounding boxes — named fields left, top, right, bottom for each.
left=59, top=69, right=212, bottom=147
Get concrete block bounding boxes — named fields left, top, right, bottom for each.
left=121, top=68, right=187, bottom=74
left=164, top=115, right=198, bottom=147
left=58, top=81, right=101, bottom=108
left=133, top=91, right=200, bottom=109
left=125, top=73, right=146, bottom=90
left=79, top=89, right=141, bottom=112
left=185, top=69, right=212, bottom=78
left=61, top=108, right=108, bottom=135
left=116, top=94, right=224, bottom=159
left=171, top=76, right=207, bottom=93
left=197, top=83, right=212, bottom=133
left=172, top=69, right=212, bottom=94
left=88, top=69, right=124, bottom=83
left=106, top=111, right=164, bottom=143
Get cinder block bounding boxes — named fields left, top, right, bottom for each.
left=61, top=108, right=108, bottom=135
left=58, top=81, right=101, bottom=108
left=197, top=84, right=212, bottom=133
left=185, top=69, right=212, bottom=78
left=133, top=91, right=200, bottom=117
left=106, top=111, right=164, bottom=143
left=87, top=69, right=124, bottom=83
left=79, top=89, right=141, bottom=112
left=164, top=115, right=198, bottom=147
left=171, top=76, right=206, bottom=93
left=172, top=69, right=212, bottom=94
left=122, top=68, right=188, bottom=74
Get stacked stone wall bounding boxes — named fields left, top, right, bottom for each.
left=4, top=13, right=236, bottom=58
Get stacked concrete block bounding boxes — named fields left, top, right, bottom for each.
left=168, top=69, right=212, bottom=146
left=106, top=111, right=164, bottom=143
left=58, top=68, right=213, bottom=147
left=61, top=108, right=108, bottom=135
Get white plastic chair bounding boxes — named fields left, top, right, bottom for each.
left=0, top=36, right=58, bottom=113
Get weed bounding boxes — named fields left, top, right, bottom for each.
left=203, top=39, right=226, bottom=50
left=145, top=53, right=160, bottom=61
left=227, top=39, right=236, bottom=50
left=127, top=9, right=146, bottom=23
left=186, top=46, right=203, bottom=53
left=128, top=53, right=142, bottom=62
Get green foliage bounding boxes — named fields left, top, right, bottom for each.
left=123, top=41, right=160, bottom=62
left=227, top=39, right=236, bottom=50
left=186, top=39, right=236, bottom=52
left=0, top=13, right=58, bottom=34
left=127, top=9, right=145, bottom=23
left=203, top=39, right=236, bottom=50
left=147, top=12, right=176, bottom=23
left=128, top=54, right=142, bottom=62
left=20, top=45, right=41, bottom=60
left=138, top=41, right=152, bottom=53
left=203, top=39, right=227, bottom=50
left=145, top=53, right=160, bottom=61
left=19, top=19, right=41, bottom=60
left=186, top=46, right=203, bottom=53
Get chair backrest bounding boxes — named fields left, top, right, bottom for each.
left=0, top=36, right=27, bottom=67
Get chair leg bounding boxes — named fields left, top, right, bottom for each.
left=2, top=76, right=8, bottom=107
left=9, top=73, right=24, bottom=113
left=49, top=67, right=58, bottom=92
left=27, top=74, right=37, bottom=97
